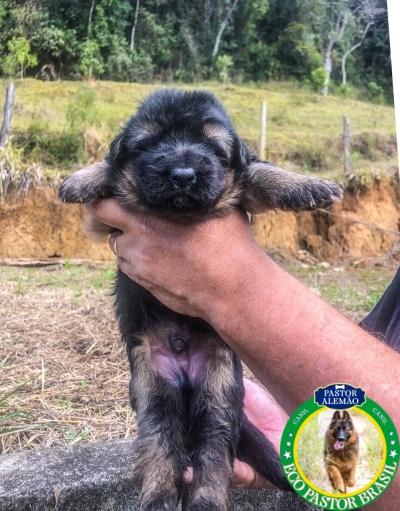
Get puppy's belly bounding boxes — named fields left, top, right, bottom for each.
left=152, top=344, right=210, bottom=385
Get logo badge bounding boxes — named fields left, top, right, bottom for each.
left=314, top=383, right=366, bottom=409
left=280, top=384, right=399, bottom=509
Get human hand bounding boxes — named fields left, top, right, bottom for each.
left=85, top=199, right=263, bottom=322
left=184, top=378, right=288, bottom=490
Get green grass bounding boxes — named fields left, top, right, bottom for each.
left=285, top=264, right=395, bottom=322
left=0, top=263, right=116, bottom=305
left=1, top=78, right=397, bottom=181
left=296, top=413, right=326, bottom=488
left=364, top=422, right=384, bottom=475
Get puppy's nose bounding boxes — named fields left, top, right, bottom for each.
left=170, top=167, right=196, bottom=187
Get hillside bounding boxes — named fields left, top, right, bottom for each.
left=1, top=79, right=398, bottom=181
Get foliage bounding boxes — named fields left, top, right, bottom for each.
left=215, top=55, right=233, bottom=83
left=2, top=37, right=38, bottom=78
left=367, top=81, right=385, bottom=104
left=0, top=0, right=392, bottom=100
left=310, top=66, right=327, bottom=92
left=78, top=40, right=104, bottom=79
left=339, top=83, right=352, bottom=97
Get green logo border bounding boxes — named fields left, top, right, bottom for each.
left=280, top=395, right=399, bottom=509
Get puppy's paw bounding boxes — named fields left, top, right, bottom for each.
left=275, top=177, right=342, bottom=212
left=141, top=497, right=177, bottom=511
left=58, top=161, right=112, bottom=204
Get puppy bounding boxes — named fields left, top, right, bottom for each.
left=325, top=410, right=359, bottom=494
left=59, top=89, right=342, bottom=510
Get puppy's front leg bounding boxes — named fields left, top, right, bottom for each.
left=59, top=160, right=113, bottom=204
left=188, top=340, right=241, bottom=511
left=241, top=160, right=342, bottom=213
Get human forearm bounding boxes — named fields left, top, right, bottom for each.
left=208, top=249, right=400, bottom=414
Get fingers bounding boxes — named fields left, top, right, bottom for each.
left=233, top=459, right=275, bottom=490
left=183, top=462, right=274, bottom=491
left=85, top=199, right=133, bottom=232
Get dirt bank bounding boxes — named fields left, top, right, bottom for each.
left=1, top=180, right=399, bottom=260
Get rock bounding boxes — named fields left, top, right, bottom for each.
left=0, top=439, right=318, bottom=511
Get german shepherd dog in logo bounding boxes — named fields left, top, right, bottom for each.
left=325, top=410, right=359, bottom=494
left=60, top=89, right=342, bottom=510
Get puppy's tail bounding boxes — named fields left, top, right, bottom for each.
left=237, top=416, right=293, bottom=492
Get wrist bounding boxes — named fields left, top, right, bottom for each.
left=203, top=244, right=270, bottom=335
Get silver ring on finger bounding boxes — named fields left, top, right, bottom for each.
left=113, top=235, right=122, bottom=257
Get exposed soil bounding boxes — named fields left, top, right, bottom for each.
left=1, top=180, right=399, bottom=261
left=0, top=187, right=111, bottom=260
left=253, top=179, right=400, bottom=260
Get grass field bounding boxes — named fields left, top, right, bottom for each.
left=0, top=257, right=396, bottom=454
left=2, top=79, right=397, bottom=181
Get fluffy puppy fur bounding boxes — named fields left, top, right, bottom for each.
left=59, top=89, right=342, bottom=511
left=325, top=410, right=359, bottom=494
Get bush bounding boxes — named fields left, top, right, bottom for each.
left=367, top=82, right=385, bottom=105
left=310, top=67, right=327, bottom=92
left=339, top=83, right=352, bottom=98
left=78, top=40, right=104, bottom=79
left=215, top=55, right=233, bottom=83
left=16, top=120, right=82, bottom=166
left=288, top=140, right=329, bottom=170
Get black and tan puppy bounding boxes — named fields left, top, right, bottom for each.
left=325, top=410, right=359, bottom=494
left=59, top=89, right=342, bottom=510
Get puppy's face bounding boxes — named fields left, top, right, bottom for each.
left=59, top=88, right=342, bottom=229
left=112, top=90, right=237, bottom=217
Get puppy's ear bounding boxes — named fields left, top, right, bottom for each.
left=240, top=159, right=342, bottom=214
left=342, top=411, right=351, bottom=420
left=59, top=160, right=113, bottom=204
left=332, top=411, right=341, bottom=421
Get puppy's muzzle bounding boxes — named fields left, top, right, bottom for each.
left=170, top=167, right=196, bottom=188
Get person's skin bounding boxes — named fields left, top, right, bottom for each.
left=86, top=199, right=400, bottom=510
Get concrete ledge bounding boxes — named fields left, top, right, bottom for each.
left=0, top=439, right=318, bottom=510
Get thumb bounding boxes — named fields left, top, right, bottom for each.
left=233, top=459, right=275, bottom=490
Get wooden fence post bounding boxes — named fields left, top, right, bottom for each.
left=1, top=82, right=15, bottom=149
left=343, top=114, right=351, bottom=177
left=259, top=101, right=267, bottom=160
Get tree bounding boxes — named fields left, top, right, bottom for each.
left=78, top=39, right=103, bottom=79
left=320, top=0, right=351, bottom=95
left=341, top=0, right=385, bottom=85
left=130, top=0, right=140, bottom=51
left=2, top=37, right=38, bottom=78
left=212, top=0, right=240, bottom=59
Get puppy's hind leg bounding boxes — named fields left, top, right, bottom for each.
left=188, top=341, right=241, bottom=511
left=130, top=346, right=189, bottom=511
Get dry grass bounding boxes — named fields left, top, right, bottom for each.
left=0, top=263, right=135, bottom=454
